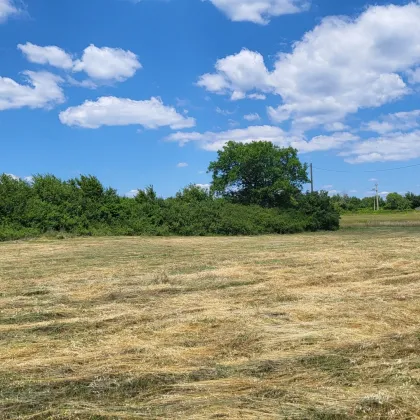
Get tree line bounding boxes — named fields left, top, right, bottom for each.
left=330, top=192, right=420, bottom=213
left=0, top=141, right=340, bottom=241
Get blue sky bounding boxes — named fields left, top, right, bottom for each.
left=1, top=0, right=420, bottom=198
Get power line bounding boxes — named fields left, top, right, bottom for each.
left=313, top=162, right=420, bottom=174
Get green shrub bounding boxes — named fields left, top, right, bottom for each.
left=0, top=174, right=338, bottom=241
left=298, top=192, right=340, bottom=231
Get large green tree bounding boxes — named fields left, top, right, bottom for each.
left=385, top=193, right=411, bottom=211
left=405, top=192, right=420, bottom=209
left=208, top=141, right=309, bottom=208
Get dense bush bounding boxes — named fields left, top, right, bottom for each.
left=0, top=174, right=339, bottom=241
left=384, top=193, right=411, bottom=211
left=298, top=192, right=340, bottom=231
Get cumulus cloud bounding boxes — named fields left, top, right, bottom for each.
left=59, top=96, right=195, bottom=130
left=18, top=43, right=74, bottom=69
left=248, top=93, right=266, bottom=100
left=208, top=0, right=309, bottom=24
left=198, top=3, right=420, bottom=130
left=0, top=71, right=64, bottom=111
left=296, top=132, right=359, bottom=153
left=407, top=67, right=420, bottom=84
left=18, top=43, right=142, bottom=84
left=167, top=125, right=288, bottom=151
left=177, top=162, right=188, bottom=168
left=197, top=49, right=272, bottom=101
left=363, top=110, right=420, bottom=134
left=324, top=122, right=350, bottom=132
left=167, top=125, right=357, bottom=153
left=244, top=112, right=260, bottom=121
left=66, top=76, right=97, bottom=89
left=0, top=0, right=20, bottom=23
left=73, top=45, right=142, bottom=82
left=341, top=130, right=420, bottom=163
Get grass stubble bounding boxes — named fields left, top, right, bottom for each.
left=0, top=228, right=420, bottom=419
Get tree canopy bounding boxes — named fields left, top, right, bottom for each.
left=384, top=193, right=411, bottom=211
left=330, top=192, right=420, bottom=212
left=208, top=141, right=309, bottom=208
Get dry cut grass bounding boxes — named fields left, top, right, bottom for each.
left=1, top=229, right=420, bottom=419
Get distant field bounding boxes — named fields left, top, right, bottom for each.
left=1, top=230, right=420, bottom=419
left=341, top=211, right=420, bottom=227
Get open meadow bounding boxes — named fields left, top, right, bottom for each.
left=341, top=212, right=420, bottom=228
left=1, top=228, right=420, bottom=419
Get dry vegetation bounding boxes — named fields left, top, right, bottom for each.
left=1, top=229, right=420, bottom=419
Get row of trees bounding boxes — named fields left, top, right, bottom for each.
left=0, top=141, right=340, bottom=241
left=330, top=192, right=420, bottom=213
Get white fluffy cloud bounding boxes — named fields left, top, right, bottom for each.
left=169, top=110, right=419, bottom=164
left=208, top=0, right=309, bottom=24
left=197, top=49, right=272, bottom=101
left=0, top=71, right=64, bottom=111
left=177, top=162, right=188, bottom=168
left=407, top=67, right=420, bottom=84
left=73, top=45, right=142, bottom=82
left=167, top=125, right=357, bottom=153
left=324, top=122, right=350, bottom=132
left=341, top=130, right=420, bottom=163
left=59, top=96, right=196, bottom=130
left=363, top=110, right=420, bottom=134
left=18, top=43, right=142, bottom=84
left=199, top=3, right=420, bottom=129
left=66, top=76, right=97, bottom=89
left=18, top=43, right=74, bottom=69
left=167, top=125, right=289, bottom=151
left=0, top=0, right=19, bottom=23
left=296, top=132, right=359, bottom=153
left=248, top=93, right=266, bottom=100
left=244, top=112, right=260, bottom=121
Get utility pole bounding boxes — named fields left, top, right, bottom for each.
left=372, top=183, right=379, bottom=211
left=310, top=163, right=314, bottom=193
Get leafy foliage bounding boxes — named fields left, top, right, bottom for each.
left=208, top=141, right=309, bottom=208
left=0, top=141, right=341, bottom=240
left=0, top=174, right=339, bottom=241
left=384, top=193, right=411, bottom=211
left=331, top=192, right=420, bottom=213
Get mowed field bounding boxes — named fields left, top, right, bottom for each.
left=341, top=212, right=420, bottom=228
left=1, top=229, right=420, bottom=419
